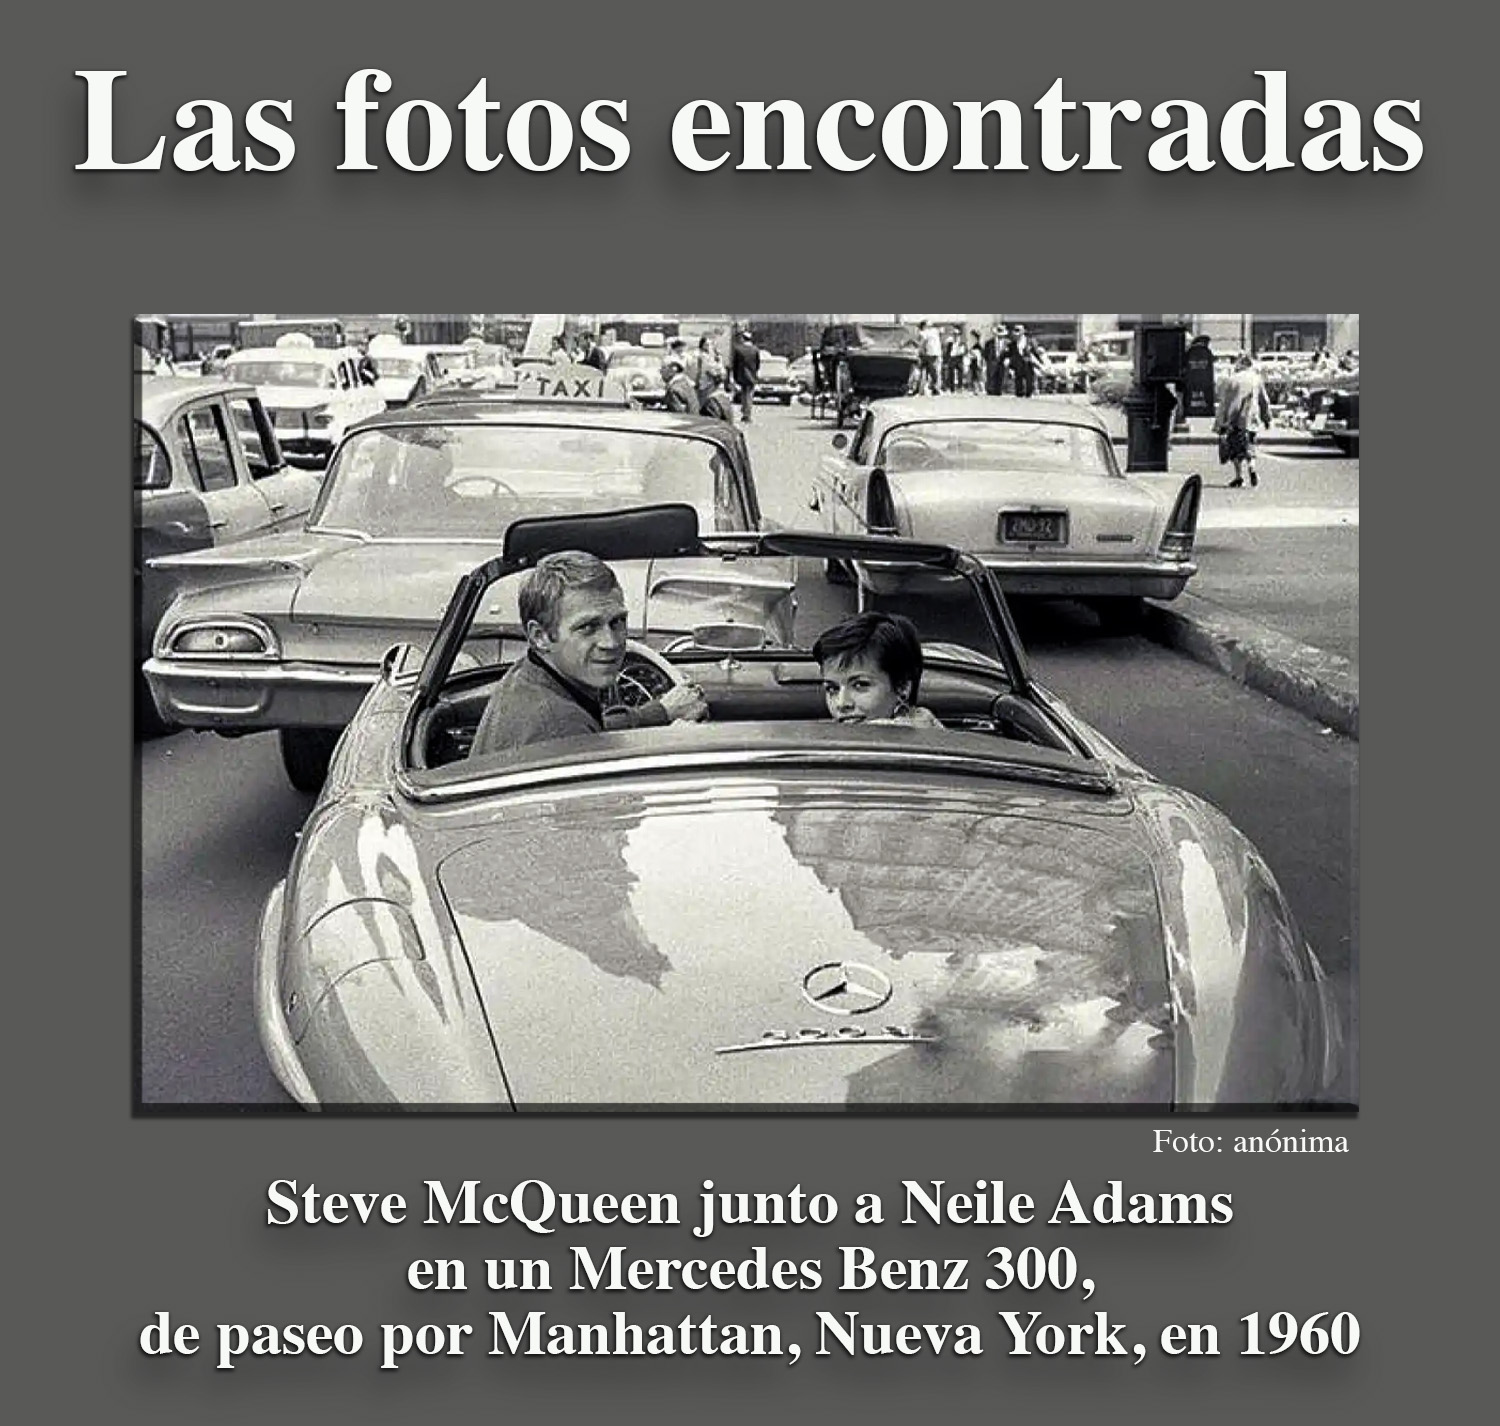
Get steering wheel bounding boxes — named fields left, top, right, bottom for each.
left=448, top=474, right=522, bottom=500
left=615, top=639, right=689, bottom=708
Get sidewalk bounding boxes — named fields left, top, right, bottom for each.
left=1141, top=446, right=1359, bottom=739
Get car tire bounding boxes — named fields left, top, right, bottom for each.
left=280, top=728, right=340, bottom=793
left=1092, top=597, right=1146, bottom=635
left=823, top=558, right=853, bottom=585
left=1333, top=435, right=1359, bottom=457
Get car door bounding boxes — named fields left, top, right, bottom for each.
left=174, top=399, right=275, bottom=541
left=231, top=393, right=320, bottom=530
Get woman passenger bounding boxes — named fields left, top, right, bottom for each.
left=812, top=612, right=942, bottom=728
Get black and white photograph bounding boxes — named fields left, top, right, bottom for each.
left=136, top=311, right=1358, bottom=1110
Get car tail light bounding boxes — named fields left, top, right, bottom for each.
left=1159, top=475, right=1202, bottom=562
left=160, top=616, right=279, bottom=659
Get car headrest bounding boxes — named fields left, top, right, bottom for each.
left=501, top=502, right=702, bottom=568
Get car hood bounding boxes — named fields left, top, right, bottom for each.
left=434, top=781, right=1174, bottom=1107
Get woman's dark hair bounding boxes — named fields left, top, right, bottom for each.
left=812, top=612, right=925, bottom=701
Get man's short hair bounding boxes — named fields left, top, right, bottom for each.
left=519, top=551, right=622, bottom=635
left=812, top=612, right=925, bottom=701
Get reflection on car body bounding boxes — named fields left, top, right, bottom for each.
left=251, top=504, right=1341, bottom=1111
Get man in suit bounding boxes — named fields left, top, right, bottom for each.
left=730, top=326, right=761, bottom=423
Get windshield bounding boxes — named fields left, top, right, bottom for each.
left=878, top=420, right=1119, bottom=477
left=608, top=351, right=659, bottom=371
left=314, top=423, right=749, bottom=538
left=372, top=357, right=423, bottom=378
left=855, top=325, right=920, bottom=349
left=225, top=359, right=335, bottom=389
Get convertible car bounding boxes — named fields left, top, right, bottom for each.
left=810, top=397, right=1201, bottom=627
left=143, top=400, right=794, bottom=791
left=255, top=504, right=1340, bottom=1110
left=813, top=322, right=922, bottom=426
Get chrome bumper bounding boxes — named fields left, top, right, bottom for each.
left=141, top=657, right=377, bottom=730
left=859, top=557, right=1196, bottom=602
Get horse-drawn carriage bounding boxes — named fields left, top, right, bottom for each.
left=809, top=321, right=922, bottom=426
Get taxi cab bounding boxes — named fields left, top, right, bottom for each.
left=223, top=333, right=384, bottom=465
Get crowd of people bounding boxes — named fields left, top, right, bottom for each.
left=559, top=324, right=765, bottom=424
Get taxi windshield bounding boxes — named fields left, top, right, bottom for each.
left=878, top=419, right=1119, bottom=477
left=313, top=423, right=748, bottom=539
left=226, top=360, right=335, bottom=389
left=372, top=357, right=423, bottom=378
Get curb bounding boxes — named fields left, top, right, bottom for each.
left=1142, top=593, right=1359, bottom=739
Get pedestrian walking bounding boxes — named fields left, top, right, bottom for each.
left=983, top=323, right=1008, bottom=395
left=1215, top=353, right=1272, bottom=488
left=917, top=320, right=943, bottom=395
left=691, top=334, right=725, bottom=411
left=1005, top=324, right=1045, bottom=398
left=967, top=331, right=985, bottom=394
left=730, top=326, right=760, bottom=423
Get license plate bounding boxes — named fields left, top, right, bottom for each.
left=1000, top=511, right=1066, bottom=544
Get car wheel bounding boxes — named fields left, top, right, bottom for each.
left=280, top=728, right=340, bottom=793
left=781, top=394, right=794, bottom=405
left=1333, top=435, right=1358, bottom=457
left=823, top=558, right=853, bottom=585
left=1092, top=597, right=1146, bottom=634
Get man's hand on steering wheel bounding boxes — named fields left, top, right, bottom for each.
left=658, top=680, right=710, bottom=723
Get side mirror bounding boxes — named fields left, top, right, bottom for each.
left=831, top=432, right=849, bottom=451
left=807, top=489, right=822, bottom=513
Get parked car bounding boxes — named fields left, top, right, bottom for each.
left=1307, top=379, right=1359, bottom=456
left=223, top=335, right=384, bottom=465
left=143, top=399, right=794, bottom=791
left=604, top=345, right=668, bottom=407
left=808, top=396, right=1200, bottom=627
left=753, top=353, right=798, bottom=404
left=812, top=322, right=922, bottom=427
left=135, top=377, right=321, bottom=732
left=253, top=504, right=1341, bottom=1109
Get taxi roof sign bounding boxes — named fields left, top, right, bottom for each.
left=513, top=362, right=634, bottom=406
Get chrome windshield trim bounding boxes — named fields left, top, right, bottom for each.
left=396, top=744, right=1116, bottom=806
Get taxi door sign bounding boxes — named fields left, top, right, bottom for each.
left=515, top=362, right=633, bottom=405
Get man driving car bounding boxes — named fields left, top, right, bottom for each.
left=469, top=550, right=709, bottom=757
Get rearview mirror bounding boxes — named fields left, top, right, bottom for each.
left=691, top=622, right=768, bottom=653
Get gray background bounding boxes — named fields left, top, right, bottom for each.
left=15, top=0, right=1487, bottom=1418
